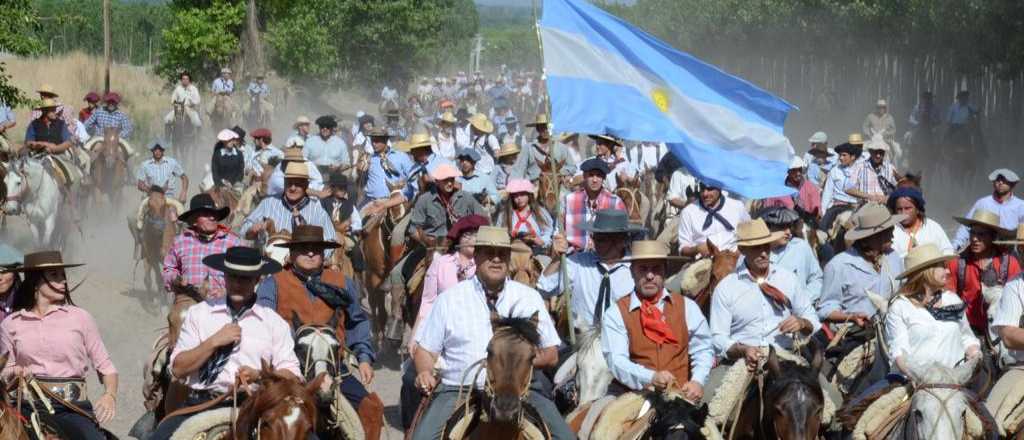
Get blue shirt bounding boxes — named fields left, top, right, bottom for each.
left=240, top=196, right=336, bottom=258
left=255, top=271, right=375, bottom=363
left=407, top=154, right=453, bottom=196
left=247, top=82, right=269, bottom=96
left=952, top=194, right=1024, bottom=249
left=602, top=291, right=713, bottom=388
left=365, top=148, right=415, bottom=200
left=83, top=108, right=133, bottom=139
left=770, top=238, right=824, bottom=303
left=536, top=252, right=634, bottom=328
left=136, top=157, right=186, bottom=197
left=457, top=172, right=500, bottom=206
left=803, top=150, right=836, bottom=186
left=818, top=248, right=903, bottom=320
left=212, top=77, right=234, bottom=94
left=946, top=102, right=975, bottom=125
left=303, top=135, right=349, bottom=167
left=820, top=164, right=857, bottom=210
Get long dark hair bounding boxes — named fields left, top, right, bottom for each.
left=12, top=271, right=74, bottom=312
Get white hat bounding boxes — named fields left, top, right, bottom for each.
left=789, top=156, right=807, bottom=169
left=286, top=137, right=305, bottom=148
left=356, top=110, right=365, bottom=118
left=216, top=129, right=239, bottom=142
left=866, top=137, right=890, bottom=152
left=876, top=99, right=887, bottom=107
left=989, top=168, right=1020, bottom=183
left=221, top=67, right=232, bottom=74
left=808, top=131, right=827, bottom=144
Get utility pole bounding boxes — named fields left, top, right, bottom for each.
left=103, top=0, right=111, bottom=94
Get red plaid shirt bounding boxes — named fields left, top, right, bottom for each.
left=561, top=189, right=626, bottom=250
left=162, top=226, right=241, bottom=299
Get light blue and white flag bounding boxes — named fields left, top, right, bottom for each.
left=540, top=0, right=797, bottom=198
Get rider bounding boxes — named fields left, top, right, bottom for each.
left=887, top=187, right=953, bottom=258
left=494, top=142, right=522, bottom=191
left=496, top=179, right=555, bottom=253
left=803, top=131, right=836, bottom=186
left=945, top=209, right=1020, bottom=336
left=456, top=148, right=500, bottom=210
left=676, top=181, right=749, bottom=257
left=25, top=98, right=83, bottom=192
left=945, top=90, right=977, bottom=145
left=164, top=71, right=202, bottom=128
left=210, top=129, right=245, bottom=188
left=404, top=131, right=452, bottom=196
left=862, top=99, right=896, bottom=143
left=603, top=240, right=712, bottom=400
left=304, top=115, right=350, bottom=176
left=499, top=115, right=522, bottom=146
left=988, top=234, right=1024, bottom=419
left=246, top=127, right=283, bottom=181
left=0, top=251, right=119, bottom=439
left=560, top=158, right=627, bottom=252
left=245, top=73, right=273, bottom=114
left=516, top=114, right=577, bottom=183
left=467, top=113, right=499, bottom=176
left=134, top=141, right=187, bottom=229
left=758, top=207, right=824, bottom=303
left=209, top=67, right=235, bottom=117
left=351, top=113, right=375, bottom=156
left=360, top=127, right=414, bottom=213
left=82, top=92, right=133, bottom=140
left=256, top=225, right=384, bottom=440
left=0, top=99, right=14, bottom=151
left=952, top=169, right=1024, bottom=249
left=241, top=161, right=336, bottom=243
left=540, top=208, right=641, bottom=331
left=410, top=226, right=573, bottom=440
left=819, top=140, right=860, bottom=233
left=287, top=115, right=313, bottom=146
left=384, top=107, right=407, bottom=139
left=149, top=246, right=301, bottom=440
left=266, top=145, right=326, bottom=198
left=908, top=90, right=939, bottom=148
left=30, top=84, right=84, bottom=143
left=79, top=92, right=100, bottom=122
left=589, top=134, right=637, bottom=192
left=845, top=137, right=899, bottom=204
left=759, top=156, right=822, bottom=221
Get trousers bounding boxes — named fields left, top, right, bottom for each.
left=21, top=400, right=106, bottom=440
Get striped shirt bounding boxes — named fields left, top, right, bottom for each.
left=240, top=196, right=337, bottom=244
left=136, top=157, right=186, bottom=197
left=560, top=190, right=626, bottom=251
left=83, top=108, right=133, bottom=139
left=846, top=161, right=897, bottom=198
left=162, top=227, right=242, bottom=297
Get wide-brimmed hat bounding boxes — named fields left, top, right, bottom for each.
left=617, top=240, right=686, bottom=263
left=283, top=147, right=305, bottom=162
left=406, top=132, right=432, bottom=151
left=954, top=209, right=1011, bottom=235
left=995, top=224, right=1024, bottom=245
left=988, top=168, right=1020, bottom=183
left=8, top=251, right=83, bottom=273
left=35, top=98, right=59, bottom=111
left=558, top=132, right=579, bottom=143
left=468, top=226, right=512, bottom=249
left=589, top=134, right=623, bottom=147
left=525, top=114, right=550, bottom=128
left=217, top=129, right=239, bottom=142
left=506, top=179, right=535, bottom=194
left=735, top=219, right=786, bottom=247
left=847, top=133, right=865, bottom=145
left=896, top=244, right=955, bottom=280
left=447, top=214, right=490, bottom=242
left=178, top=193, right=230, bottom=222
left=284, top=161, right=310, bottom=180
left=439, top=111, right=457, bottom=125
left=293, top=116, right=312, bottom=129
left=579, top=209, right=646, bottom=234
left=808, top=131, right=828, bottom=144
left=273, top=225, right=340, bottom=250
left=496, top=143, right=521, bottom=158
left=367, top=127, right=391, bottom=139
left=431, top=163, right=460, bottom=181
left=203, top=246, right=281, bottom=277
left=844, top=203, right=905, bottom=242
left=759, top=207, right=800, bottom=226
left=469, top=114, right=494, bottom=134
left=36, top=84, right=58, bottom=97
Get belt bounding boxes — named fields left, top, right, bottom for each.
left=187, top=388, right=223, bottom=403
left=11, top=377, right=87, bottom=403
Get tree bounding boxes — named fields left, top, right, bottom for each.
left=0, top=0, right=44, bottom=107
left=156, top=0, right=245, bottom=84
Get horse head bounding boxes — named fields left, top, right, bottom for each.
left=486, top=310, right=541, bottom=423
left=509, top=240, right=542, bottom=285
left=263, top=228, right=291, bottom=267
left=292, top=312, right=341, bottom=401
left=646, top=388, right=710, bottom=440
left=574, top=327, right=613, bottom=405
left=692, top=240, right=739, bottom=314
left=232, top=359, right=323, bottom=440
left=907, top=357, right=978, bottom=440
left=762, top=346, right=825, bottom=440
left=2, top=159, right=28, bottom=215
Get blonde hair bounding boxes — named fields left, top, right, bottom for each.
left=898, top=264, right=946, bottom=299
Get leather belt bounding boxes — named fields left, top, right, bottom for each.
left=12, top=377, right=87, bottom=403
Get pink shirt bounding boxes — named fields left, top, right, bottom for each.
left=169, top=301, right=301, bottom=393
left=0, top=306, right=117, bottom=378
left=409, top=252, right=475, bottom=352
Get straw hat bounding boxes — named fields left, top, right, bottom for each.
left=293, top=115, right=312, bottom=129
left=406, top=132, right=433, bottom=151
left=847, top=133, right=865, bottom=145
left=995, top=224, right=1024, bottom=245
left=896, top=244, right=955, bottom=280
left=439, top=111, right=457, bottom=124
left=558, top=132, right=579, bottom=143
left=34, top=98, right=59, bottom=110
left=285, top=137, right=305, bottom=149
left=496, top=143, right=521, bottom=158
left=589, top=134, right=623, bottom=147
left=953, top=209, right=1011, bottom=235
left=394, top=141, right=412, bottom=152
left=525, top=113, right=551, bottom=128
left=735, top=219, right=785, bottom=247
left=284, top=161, right=310, bottom=179
left=618, top=240, right=687, bottom=263
left=469, top=226, right=512, bottom=249
left=844, top=203, right=905, bottom=242
left=273, top=225, right=340, bottom=250
left=9, top=251, right=83, bottom=273
left=469, top=114, right=494, bottom=134
left=36, top=84, right=58, bottom=97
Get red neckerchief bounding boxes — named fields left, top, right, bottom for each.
left=639, top=291, right=679, bottom=345
left=437, top=190, right=458, bottom=225
left=512, top=208, right=538, bottom=237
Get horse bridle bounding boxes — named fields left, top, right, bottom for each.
left=912, top=383, right=970, bottom=440
left=253, top=395, right=307, bottom=440
left=294, top=325, right=340, bottom=381
left=4, top=160, right=31, bottom=207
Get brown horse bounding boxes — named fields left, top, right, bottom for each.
left=139, top=192, right=177, bottom=294
left=536, top=156, right=565, bottom=216
left=691, top=240, right=740, bottom=316
left=614, top=173, right=649, bottom=226
left=729, top=347, right=825, bottom=440
left=0, top=354, right=29, bottom=440
left=205, top=184, right=241, bottom=229
left=229, top=361, right=325, bottom=440
left=87, top=127, right=126, bottom=210
left=361, top=186, right=409, bottom=343
left=510, top=240, right=544, bottom=286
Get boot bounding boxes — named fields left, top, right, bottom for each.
left=357, top=393, right=384, bottom=440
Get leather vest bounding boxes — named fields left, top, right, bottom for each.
left=29, top=118, right=67, bottom=144
left=274, top=269, right=347, bottom=341
left=615, top=292, right=691, bottom=386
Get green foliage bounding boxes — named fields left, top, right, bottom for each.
left=156, top=0, right=245, bottom=85
left=33, top=0, right=170, bottom=66
left=0, top=0, right=43, bottom=107
left=482, top=25, right=540, bottom=72
left=265, top=10, right=340, bottom=88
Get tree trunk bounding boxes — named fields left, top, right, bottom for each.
left=244, top=0, right=264, bottom=77
left=103, top=0, right=111, bottom=94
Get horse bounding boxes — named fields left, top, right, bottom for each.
left=887, top=359, right=983, bottom=440
left=553, top=327, right=613, bottom=416
left=291, top=315, right=365, bottom=439
left=690, top=240, right=740, bottom=317
left=137, top=193, right=177, bottom=294
left=569, top=389, right=709, bottom=440
left=228, top=360, right=325, bottom=440
left=536, top=157, right=565, bottom=216
left=614, top=173, right=650, bottom=227
left=168, top=101, right=197, bottom=164
left=84, top=126, right=127, bottom=211
left=2, top=157, right=64, bottom=247
left=209, top=94, right=234, bottom=131
left=509, top=240, right=545, bottom=286
left=729, top=346, right=825, bottom=440
left=0, top=354, right=29, bottom=440
left=360, top=186, right=409, bottom=343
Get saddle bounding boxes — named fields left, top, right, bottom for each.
left=439, top=391, right=550, bottom=440
left=38, top=154, right=72, bottom=188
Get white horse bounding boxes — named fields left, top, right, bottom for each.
left=3, top=157, right=63, bottom=247
left=905, top=358, right=979, bottom=440
left=554, top=327, right=614, bottom=409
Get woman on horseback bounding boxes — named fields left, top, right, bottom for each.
left=497, top=179, right=554, bottom=253
left=210, top=129, right=245, bottom=188
left=0, top=251, right=118, bottom=439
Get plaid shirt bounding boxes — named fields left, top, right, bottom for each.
left=162, top=226, right=241, bottom=298
left=846, top=160, right=897, bottom=198
left=83, top=108, right=133, bottom=139
left=560, top=189, right=626, bottom=250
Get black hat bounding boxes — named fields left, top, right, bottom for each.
left=580, top=158, right=610, bottom=176
left=315, top=115, right=338, bottom=129
left=579, top=209, right=647, bottom=234
left=202, top=246, right=282, bottom=277
left=231, top=125, right=246, bottom=140
left=834, top=142, right=858, bottom=155
left=327, top=172, right=349, bottom=189
left=178, top=193, right=230, bottom=222
left=759, top=206, right=800, bottom=226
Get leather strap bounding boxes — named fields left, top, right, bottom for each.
left=162, top=390, right=232, bottom=421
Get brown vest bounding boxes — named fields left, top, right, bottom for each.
left=615, top=292, right=691, bottom=385
left=274, top=269, right=347, bottom=342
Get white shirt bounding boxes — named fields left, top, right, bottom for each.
left=435, top=132, right=456, bottom=161
left=676, top=197, right=750, bottom=252
left=535, top=252, right=633, bottom=330
left=415, top=277, right=561, bottom=387
left=247, top=145, right=283, bottom=176
left=470, top=134, right=499, bottom=175
left=991, top=276, right=1024, bottom=363
left=171, top=84, right=201, bottom=107
left=266, top=161, right=325, bottom=196
left=667, top=168, right=699, bottom=215
left=627, top=142, right=666, bottom=173
left=884, top=293, right=979, bottom=370
left=892, top=218, right=954, bottom=258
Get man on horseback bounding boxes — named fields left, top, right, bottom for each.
left=361, top=127, right=414, bottom=213
left=560, top=158, right=626, bottom=251
left=820, top=140, right=861, bottom=234
left=456, top=148, right=500, bottom=209
left=134, top=141, right=187, bottom=230
left=164, top=71, right=202, bottom=128
left=410, top=226, right=573, bottom=440
left=288, top=115, right=313, bottom=146
left=602, top=240, right=712, bottom=399
left=517, top=113, right=577, bottom=183
left=467, top=113, right=499, bottom=175
left=760, top=156, right=822, bottom=222
left=79, top=91, right=99, bottom=122
left=862, top=99, right=896, bottom=145
left=30, top=84, right=84, bottom=142
left=758, top=207, right=824, bottom=303
left=845, top=137, right=899, bottom=204
left=951, top=169, right=1024, bottom=249
left=494, top=142, right=522, bottom=191
left=945, top=209, right=1020, bottom=336
left=541, top=209, right=643, bottom=331
left=242, top=162, right=336, bottom=246
left=256, top=225, right=385, bottom=439
left=24, top=98, right=86, bottom=209
left=305, top=115, right=350, bottom=176
left=404, top=131, right=452, bottom=195
left=209, top=67, right=235, bottom=118
left=246, top=127, right=282, bottom=179
left=149, top=246, right=302, bottom=440
left=803, top=131, right=835, bottom=186
left=245, top=73, right=272, bottom=118
left=676, top=181, right=749, bottom=257
left=588, top=134, right=637, bottom=192
left=82, top=92, right=133, bottom=140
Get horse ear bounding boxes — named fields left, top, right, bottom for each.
left=529, top=310, right=540, bottom=327
left=308, top=372, right=328, bottom=394
left=328, top=310, right=340, bottom=330
left=809, top=346, right=825, bottom=376
left=706, top=239, right=719, bottom=256
left=291, top=312, right=303, bottom=331
left=766, top=346, right=781, bottom=376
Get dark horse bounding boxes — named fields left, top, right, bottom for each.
left=732, top=347, right=825, bottom=440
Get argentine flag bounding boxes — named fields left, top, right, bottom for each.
left=540, top=0, right=797, bottom=198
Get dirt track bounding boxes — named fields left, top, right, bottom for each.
left=1, top=196, right=407, bottom=439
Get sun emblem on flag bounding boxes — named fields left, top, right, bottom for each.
left=650, top=87, right=671, bottom=113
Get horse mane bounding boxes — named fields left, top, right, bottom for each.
left=232, top=369, right=317, bottom=439
left=493, top=315, right=541, bottom=347
left=574, top=326, right=601, bottom=353
left=644, top=390, right=708, bottom=438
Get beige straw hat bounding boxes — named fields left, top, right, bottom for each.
left=469, top=114, right=494, bottom=134
left=468, top=226, right=512, bottom=249
left=618, top=240, right=687, bottom=263
left=735, top=219, right=785, bottom=247
left=896, top=243, right=956, bottom=280
left=283, top=161, right=310, bottom=179
left=953, top=209, right=1011, bottom=236
left=844, top=203, right=904, bottom=242
left=496, top=143, right=521, bottom=158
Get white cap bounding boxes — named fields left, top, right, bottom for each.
left=989, top=168, right=1020, bottom=183
left=877, top=99, right=887, bottom=107
left=808, top=131, right=827, bottom=144
left=356, top=111, right=365, bottom=118
left=216, top=129, right=239, bottom=142
left=789, top=156, right=807, bottom=169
